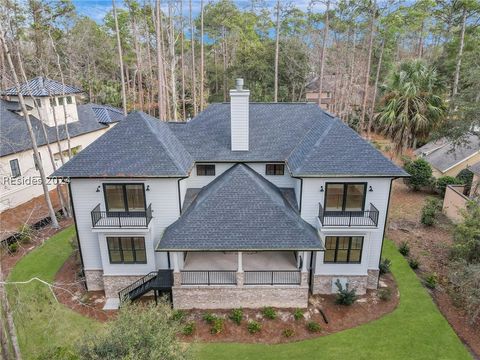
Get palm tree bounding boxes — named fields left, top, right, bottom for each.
left=376, top=60, right=446, bottom=154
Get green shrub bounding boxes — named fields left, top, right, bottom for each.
left=456, top=169, right=473, bottom=192
left=306, top=321, right=322, bottom=333
left=421, top=197, right=442, bottom=226
left=425, top=273, right=438, bottom=289
left=171, top=309, right=185, bottom=322
left=379, top=258, right=392, bottom=275
left=378, top=288, right=392, bottom=301
left=182, top=321, right=195, bottom=336
left=282, top=328, right=295, bottom=338
left=403, top=158, right=433, bottom=191
left=408, top=257, right=420, bottom=270
left=334, top=279, right=357, bottom=305
left=202, top=312, right=216, bottom=324
left=435, top=176, right=463, bottom=196
left=210, top=318, right=224, bottom=335
left=247, top=320, right=261, bottom=334
left=17, top=224, right=33, bottom=244
left=8, top=242, right=18, bottom=254
left=398, top=241, right=410, bottom=256
left=262, top=306, right=277, bottom=320
left=293, top=308, right=304, bottom=321
left=229, top=308, right=243, bottom=325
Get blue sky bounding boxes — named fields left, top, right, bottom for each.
left=72, top=0, right=316, bottom=23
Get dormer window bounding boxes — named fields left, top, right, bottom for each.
left=197, top=164, right=215, bottom=176
left=66, top=96, right=73, bottom=104
left=266, top=164, right=284, bottom=176
left=49, top=98, right=57, bottom=107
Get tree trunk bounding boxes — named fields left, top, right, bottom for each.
left=359, top=3, right=375, bottom=133
left=1, top=26, right=60, bottom=229
left=168, top=2, right=177, bottom=121
left=200, top=0, right=205, bottom=111
left=112, top=0, right=128, bottom=115
left=452, top=8, right=466, bottom=98
left=274, top=0, right=281, bottom=102
left=131, top=11, right=144, bottom=112
left=180, top=0, right=186, bottom=120
left=155, top=0, right=166, bottom=120
left=367, top=38, right=384, bottom=139
left=317, top=0, right=330, bottom=107
left=190, top=0, right=197, bottom=116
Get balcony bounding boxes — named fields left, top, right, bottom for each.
left=318, top=202, right=379, bottom=227
left=91, top=203, right=153, bottom=228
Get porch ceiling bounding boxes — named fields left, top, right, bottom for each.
left=183, top=251, right=298, bottom=271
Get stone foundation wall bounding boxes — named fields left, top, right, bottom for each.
left=312, top=275, right=368, bottom=295
left=172, top=285, right=309, bottom=309
left=367, top=269, right=380, bottom=289
left=103, top=275, right=144, bottom=298
left=84, top=270, right=104, bottom=291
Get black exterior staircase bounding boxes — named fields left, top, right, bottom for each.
left=118, top=270, right=173, bottom=304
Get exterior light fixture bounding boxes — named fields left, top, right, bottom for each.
left=96, top=186, right=101, bottom=192
left=369, top=186, right=373, bottom=192
left=320, top=186, right=324, bottom=192
left=146, top=185, right=150, bottom=191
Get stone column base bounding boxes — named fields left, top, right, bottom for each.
left=367, top=269, right=380, bottom=289
left=84, top=270, right=104, bottom=291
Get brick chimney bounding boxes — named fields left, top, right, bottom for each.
left=230, top=78, right=250, bottom=151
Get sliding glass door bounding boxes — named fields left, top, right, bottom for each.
left=104, top=184, right=146, bottom=214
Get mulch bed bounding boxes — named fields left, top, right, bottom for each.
left=178, top=273, right=398, bottom=344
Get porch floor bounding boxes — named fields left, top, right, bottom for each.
left=183, top=251, right=298, bottom=271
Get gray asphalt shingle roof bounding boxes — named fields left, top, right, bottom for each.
left=2, top=77, right=82, bottom=97
left=469, top=161, right=480, bottom=175
left=415, top=133, right=480, bottom=172
left=157, top=164, right=323, bottom=251
left=51, top=111, right=193, bottom=177
left=0, top=100, right=125, bottom=157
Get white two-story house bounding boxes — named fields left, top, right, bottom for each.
left=52, top=79, right=408, bottom=310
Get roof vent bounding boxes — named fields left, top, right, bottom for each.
left=230, top=78, right=250, bottom=151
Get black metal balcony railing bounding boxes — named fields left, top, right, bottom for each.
left=91, top=203, right=153, bottom=228
left=180, top=270, right=237, bottom=285
left=318, top=202, right=379, bottom=227
left=244, top=270, right=301, bottom=285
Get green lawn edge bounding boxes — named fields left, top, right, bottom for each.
left=195, top=240, right=472, bottom=360
left=6, top=226, right=102, bottom=359
left=5, top=228, right=471, bottom=360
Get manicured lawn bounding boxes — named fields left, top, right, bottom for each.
left=6, top=226, right=102, bottom=359
left=196, top=240, right=472, bottom=360
left=5, top=227, right=472, bottom=359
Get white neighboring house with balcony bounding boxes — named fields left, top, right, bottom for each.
left=0, top=77, right=125, bottom=218
left=52, top=79, right=408, bottom=310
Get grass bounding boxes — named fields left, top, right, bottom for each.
left=196, top=240, right=472, bottom=360
left=5, top=228, right=472, bottom=360
left=5, top=226, right=102, bottom=359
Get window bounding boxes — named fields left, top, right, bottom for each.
left=10, top=159, right=21, bottom=178
left=266, top=164, right=284, bottom=176
left=66, top=96, right=73, bottom=104
left=107, top=237, right=146, bottom=264
left=104, top=184, right=146, bottom=213
left=196, top=164, right=215, bottom=176
left=49, top=98, right=57, bottom=107
left=324, top=236, right=364, bottom=263
left=33, top=152, right=42, bottom=171
left=35, top=99, right=42, bottom=108
left=325, top=183, right=366, bottom=212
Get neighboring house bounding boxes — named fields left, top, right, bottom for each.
left=414, top=133, right=480, bottom=178
left=0, top=77, right=125, bottom=213
left=305, top=74, right=363, bottom=113
left=52, top=79, right=407, bottom=310
left=442, top=161, right=480, bottom=223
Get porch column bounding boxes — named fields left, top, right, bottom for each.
left=236, top=251, right=244, bottom=286
left=301, top=251, right=307, bottom=272
left=172, top=252, right=181, bottom=286
left=301, top=251, right=308, bottom=286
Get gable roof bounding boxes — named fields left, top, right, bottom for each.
left=51, top=111, right=193, bottom=177
left=415, top=133, right=480, bottom=173
left=2, top=77, right=83, bottom=97
left=0, top=100, right=125, bottom=157
left=157, top=164, right=323, bottom=251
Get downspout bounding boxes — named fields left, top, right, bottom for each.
left=377, top=178, right=394, bottom=287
